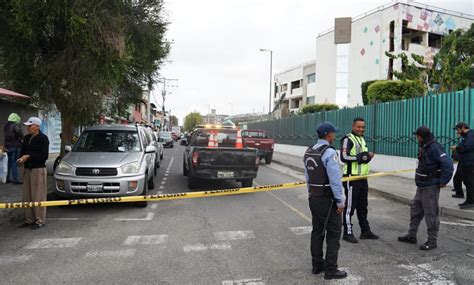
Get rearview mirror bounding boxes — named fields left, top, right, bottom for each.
left=145, top=145, right=156, bottom=153
left=65, top=145, right=72, bottom=153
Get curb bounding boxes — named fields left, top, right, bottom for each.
left=272, top=158, right=474, bottom=221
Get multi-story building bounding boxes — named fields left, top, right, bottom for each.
left=315, top=0, right=473, bottom=107
left=204, top=109, right=229, bottom=125
left=273, top=61, right=316, bottom=118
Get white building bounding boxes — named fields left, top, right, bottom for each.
left=273, top=60, right=316, bottom=118
left=315, top=1, right=473, bottom=107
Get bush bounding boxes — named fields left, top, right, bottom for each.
left=361, top=80, right=378, bottom=105
left=299, top=104, right=339, bottom=114
left=367, top=80, right=426, bottom=103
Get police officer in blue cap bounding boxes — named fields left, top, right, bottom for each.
left=304, top=121, right=347, bottom=280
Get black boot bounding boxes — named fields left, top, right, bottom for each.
left=420, top=241, right=437, bottom=250
left=398, top=234, right=417, bottom=244
left=360, top=231, right=379, bottom=240
left=343, top=234, right=358, bottom=243
left=324, top=270, right=348, bottom=280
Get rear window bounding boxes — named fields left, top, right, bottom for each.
left=242, top=131, right=266, bottom=138
left=193, top=129, right=237, bottom=147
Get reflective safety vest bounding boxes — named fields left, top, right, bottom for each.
left=343, top=133, right=369, bottom=176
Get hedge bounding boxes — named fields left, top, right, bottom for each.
left=367, top=80, right=426, bottom=103
left=299, top=103, right=339, bottom=114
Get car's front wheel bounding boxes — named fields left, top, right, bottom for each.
left=135, top=176, right=149, bottom=208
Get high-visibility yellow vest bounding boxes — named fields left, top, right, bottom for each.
left=343, top=133, right=370, bottom=176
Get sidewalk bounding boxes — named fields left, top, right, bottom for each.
left=0, top=155, right=58, bottom=224
left=271, top=152, right=474, bottom=221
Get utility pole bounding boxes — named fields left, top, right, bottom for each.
left=157, top=77, right=178, bottom=131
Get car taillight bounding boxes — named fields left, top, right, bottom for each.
left=192, top=152, right=199, bottom=168
left=255, top=156, right=259, bottom=166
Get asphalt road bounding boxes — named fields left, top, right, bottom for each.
left=0, top=144, right=473, bottom=284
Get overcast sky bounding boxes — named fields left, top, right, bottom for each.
left=154, top=0, right=474, bottom=124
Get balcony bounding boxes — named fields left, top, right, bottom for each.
left=289, top=87, right=303, bottom=97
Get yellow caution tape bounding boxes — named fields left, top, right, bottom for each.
left=0, top=169, right=414, bottom=209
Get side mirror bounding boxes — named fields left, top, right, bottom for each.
left=145, top=145, right=156, bottom=153
left=65, top=145, right=72, bottom=153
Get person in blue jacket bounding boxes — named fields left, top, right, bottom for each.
left=398, top=126, right=453, bottom=250
left=451, top=122, right=474, bottom=209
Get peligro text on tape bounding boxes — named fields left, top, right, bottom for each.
left=0, top=169, right=414, bottom=209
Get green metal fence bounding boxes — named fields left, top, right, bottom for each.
left=248, top=88, right=474, bottom=158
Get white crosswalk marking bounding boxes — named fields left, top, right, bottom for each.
left=85, top=249, right=136, bottom=258
left=0, top=254, right=33, bottom=264
left=124, top=235, right=168, bottom=245
left=25, top=238, right=82, bottom=249
left=399, top=263, right=454, bottom=284
left=115, top=212, right=154, bottom=221
left=214, top=231, right=256, bottom=241
left=222, top=278, right=265, bottom=285
left=290, top=226, right=312, bottom=235
left=151, top=203, right=158, bottom=209
left=183, top=243, right=231, bottom=253
left=159, top=186, right=165, bottom=189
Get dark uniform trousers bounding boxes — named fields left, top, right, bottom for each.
left=409, top=185, right=440, bottom=242
left=309, top=194, right=342, bottom=273
left=453, top=165, right=464, bottom=196
left=462, top=165, right=474, bottom=203
left=343, top=179, right=370, bottom=235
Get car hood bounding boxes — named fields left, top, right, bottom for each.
left=64, top=151, right=142, bottom=167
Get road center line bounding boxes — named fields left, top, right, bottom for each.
left=115, top=212, right=155, bottom=221
left=85, top=249, right=136, bottom=258
left=214, top=231, right=256, bottom=241
left=25, top=238, right=82, bottom=249
left=289, top=226, right=312, bottom=235
left=183, top=243, right=231, bottom=253
left=222, top=278, right=265, bottom=285
left=124, top=235, right=168, bottom=245
left=254, top=182, right=311, bottom=223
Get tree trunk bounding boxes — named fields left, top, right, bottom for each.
left=60, top=111, right=74, bottom=157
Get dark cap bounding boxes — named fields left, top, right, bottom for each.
left=316, top=121, right=340, bottom=137
left=453, top=122, right=469, bottom=130
left=413, top=126, right=431, bottom=139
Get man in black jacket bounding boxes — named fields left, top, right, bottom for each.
left=3, top=113, right=24, bottom=184
left=452, top=122, right=474, bottom=209
left=17, top=117, right=49, bottom=229
left=398, top=126, right=453, bottom=250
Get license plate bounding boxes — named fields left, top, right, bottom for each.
left=217, top=171, right=234, bottom=178
left=87, top=185, right=103, bottom=192
left=255, top=143, right=260, bottom=146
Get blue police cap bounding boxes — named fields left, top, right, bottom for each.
left=316, top=121, right=340, bottom=136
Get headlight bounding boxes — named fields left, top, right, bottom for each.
left=121, top=161, right=140, bottom=174
left=56, top=161, right=73, bottom=174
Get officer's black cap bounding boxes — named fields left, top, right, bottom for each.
left=413, top=126, right=431, bottom=139
left=316, top=121, right=339, bottom=137
left=453, top=122, right=469, bottom=130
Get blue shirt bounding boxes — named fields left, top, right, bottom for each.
left=304, top=139, right=346, bottom=206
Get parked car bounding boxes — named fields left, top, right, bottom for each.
left=54, top=124, right=156, bottom=207
left=159, top=131, right=174, bottom=148
left=154, top=131, right=164, bottom=159
left=183, top=126, right=259, bottom=189
left=142, top=126, right=162, bottom=171
left=242, top=129, right=274, bottom=164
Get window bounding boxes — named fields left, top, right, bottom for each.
left=193, top=129, right=237, bottom=147
left=291, top=80, right=301, bottom=90
left=306, top=96, right=315, bottom=105
left=428, top=33, right=443, bottom=48
left=307, top=73, right=316, bottom=84
left=281, top=84, right=288, bottom=92
left=74, top=130, right=141, bottom=152
left=242, top=131, right=266, bottom=138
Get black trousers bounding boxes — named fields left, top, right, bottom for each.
left=453, top=165, right=464, bottom=196
left=309, top=195, right=342, bottom=273
left=343, top=179, right=370, bottom=235
left=462, top=165, right=474, bottom=203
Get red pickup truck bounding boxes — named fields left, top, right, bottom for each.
left=241, top=129, right=274, bottom=164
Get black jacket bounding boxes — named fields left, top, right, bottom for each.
left=456, top=130, right=474, bottom=167
left=415, top=135, right=453, bottom=188
left=20, top=132, right=49, bottom=169
left=3, top=122, right=24, bottom=149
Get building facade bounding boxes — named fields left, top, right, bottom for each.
left=273, top=61, right=316, bottom=118
left=315, top=1, right=473, bottom=107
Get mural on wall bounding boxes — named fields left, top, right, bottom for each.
left=39, top=110, right=62, bottom=154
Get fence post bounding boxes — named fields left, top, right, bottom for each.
left=372, top=103, right=377, bottom=154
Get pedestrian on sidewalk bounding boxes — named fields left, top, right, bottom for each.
left=451, top=153, right=464, bottom=199
left=304, top=121, right=347, bottom=280
left=451, top=122, right=474, bottom=209
left=3, top=113, right=24, bottom=184
left=398, top=126, right=453, bottom=250
left=16, top=117, right=49, bottom=230
left=340, top=117, right=379, bottom=244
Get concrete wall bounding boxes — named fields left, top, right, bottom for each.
left=315, top=32, right=337, bottom=105
left=274, top=142, right=456, bottom=186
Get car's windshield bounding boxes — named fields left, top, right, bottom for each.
left=73, top=130, right=141, bottom=152
left=160, top=132, right=172, bottom=139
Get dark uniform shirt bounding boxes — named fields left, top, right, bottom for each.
left=20, top=132, right=49, bottom=169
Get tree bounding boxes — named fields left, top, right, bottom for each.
left=429, top=24, right=474, bottom=92
left=361, top=80, right=378, bottom=105
left=299, top=104, right=339, bottom=115
left=385, top=51, right=427, bottom=83
left=184, top=112, right=203, bottom=131
left=170, top=115, right=179, bottom=127
left=0, top=0, right=169, bottom=153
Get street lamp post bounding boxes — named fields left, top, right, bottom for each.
left=260, top=48, right=273, bottom=117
